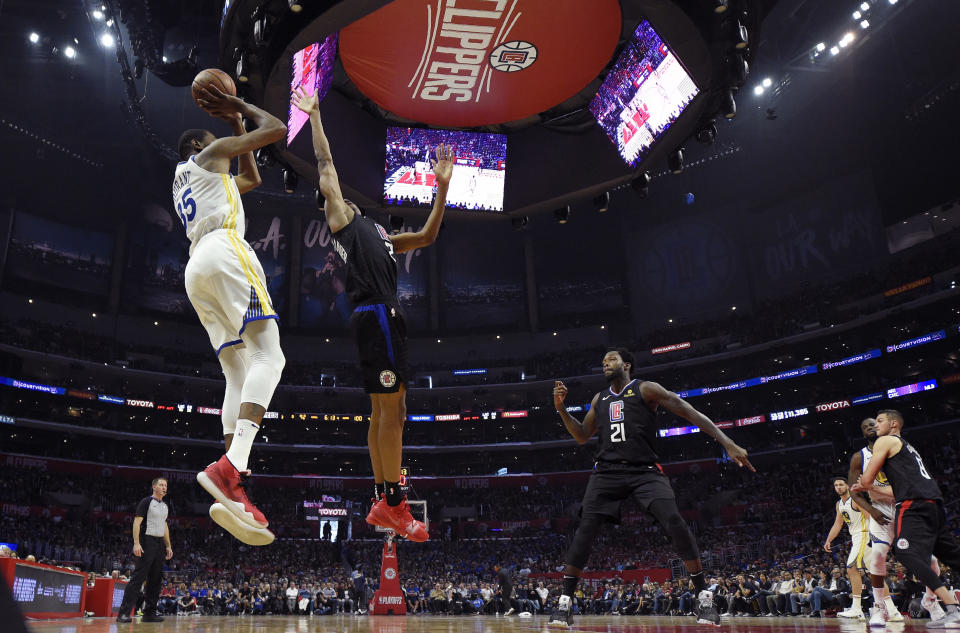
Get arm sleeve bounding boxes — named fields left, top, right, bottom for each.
left=135, top=497, right=150, bottom=518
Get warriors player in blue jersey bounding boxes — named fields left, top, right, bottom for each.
left=550, top=348, right=754, bottom=627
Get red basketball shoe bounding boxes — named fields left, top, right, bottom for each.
left=368, top=496, right=428, bottom=542
left=197, top=455, right=268, bottom=529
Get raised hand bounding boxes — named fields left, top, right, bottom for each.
left=431, top=143, right=454, bottom=186
left=196, top=85, right=242, bottom=116
left=553, top=381, right=568, bottom=413
left=291, top=86, right=319, bottom=114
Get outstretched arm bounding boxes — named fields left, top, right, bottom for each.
left=291, top=87, right=353, bottom=233
left=195, top=86, right=286, bottom=177
left=640, top=381, right=755, bottom=471
left=391, top=144, right=454, bottom=253
left=553, top=383, right=598, bottom=444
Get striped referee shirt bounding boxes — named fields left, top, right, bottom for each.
left=136, top=496, right=168, bottom=538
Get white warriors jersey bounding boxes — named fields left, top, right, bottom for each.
left=838, top=495, right=867, bottom=539
left=861, top=446, right=895, bottom=519
left=172, top=156, right=245, bottom=256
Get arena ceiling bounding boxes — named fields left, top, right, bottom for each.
left=0, top=0, right=958, bottom=229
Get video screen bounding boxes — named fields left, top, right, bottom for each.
left=11, top=564, right=85, bottom=613
left=384, top=127, right=506, bottom=213
left=287, top=33, right=338, bottom=146
left=589, top=20, right=699, bottom=167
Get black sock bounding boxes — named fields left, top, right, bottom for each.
left=385, top=481, right=402, bottom=506
left=374, top=482, right=385, bottom=499
left=691, top=571, right=705, bottom=594
left=562, top=574, right=578, bottom=598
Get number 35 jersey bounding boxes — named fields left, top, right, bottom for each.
left=592, top=379, right=660, bottom=470
left=172, top=156, right=245, bottom=256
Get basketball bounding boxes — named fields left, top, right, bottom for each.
left=191, top=68, right=236, bottom=108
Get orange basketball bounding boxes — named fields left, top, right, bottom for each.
left=191, top=68, right=236, bottom=108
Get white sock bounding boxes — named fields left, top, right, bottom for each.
left=872, top=588, right=886, bottom=611
left=884, top=595, right=897, bottom=613
left=852, top=595, right=861, bottom=610
left=225, top=419, right=259, bottom=472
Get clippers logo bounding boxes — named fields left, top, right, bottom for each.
left=489, top=41, right=538, bottom=72
left=380, top=371, right=397, bottom=388
left=610, top=400, right=624, bottom=422
left=896, top=538, right=909, bottom=550
left=385, top=568, right=397, bottom=580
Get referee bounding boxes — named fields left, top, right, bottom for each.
left=117, top=478, right=173, bottom=623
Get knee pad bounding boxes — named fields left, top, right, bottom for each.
left=868, top=543, right=889, bottom=576
left=566, top=514, right=604, bottom=570
left=240, top=346, right=285, bottom=409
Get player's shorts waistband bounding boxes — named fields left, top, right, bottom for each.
left=895, top=498, right=938, bottom=507
left=353, top=296, right=398, bottom=309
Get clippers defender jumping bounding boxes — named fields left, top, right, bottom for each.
left=292, top=86, right=453, bottom=541
left=174, top=79, right=287, bottom=545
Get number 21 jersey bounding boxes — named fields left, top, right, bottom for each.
left=592, top=379, right=659, bottom=469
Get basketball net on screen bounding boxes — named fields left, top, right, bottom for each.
left=371, top=467, right=427, bottom=615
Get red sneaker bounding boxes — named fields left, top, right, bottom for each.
left=366, top=495, right=391, bottom=529
left=196, top=455, right=268, bottom=529
left=384, top=497, right=429, bottom=542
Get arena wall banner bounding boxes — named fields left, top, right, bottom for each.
left=339, top=0, right=622, bottom=127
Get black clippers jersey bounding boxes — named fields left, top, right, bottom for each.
left=885, top=436, right=942, bottom=503
left=331, top=213, right=399, bottom=306
left=592, top=379, right=659, bottom=469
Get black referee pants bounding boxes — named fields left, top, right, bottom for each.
left=119, top=537, right=165, bottom=616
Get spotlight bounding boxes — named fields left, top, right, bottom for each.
left=93, top=9, right=104, bottom=19
left=860, top=19, right=870, bottom=28
left=100, top=33, right=114, bottom=47
left=631, top=171, right=650, bottom=197
left=64, top=46, right=76, bottom=58
left=721, top=89, right=737, bottom=119
left=28, top=32, right=39, bottom=44
left=288, top=0, right=304, bottom=11
left=762, top=77, right=772, bottom=88
left=696, top=120, right=717, bottom=144
left=511, top=216, right=529, bottom=230
left=830, top=46, right=840, bottom=56
left=593, top=192, right=610, bottom=213
left=554, top=206, right=571, bottom=224
left=668, top=148, right=684, bottom=174
left=236, top=54, right=249, bottom=83
left=105, top=19, right=113, bottom=27
left=390, top=214, right=405, bottom=232
left=860, top=1, right=869, bottom=11
left=852, top=10, right=861, bottom=19
left=888, top=0, right=897, bottom=4
left=283, top=169, right=297, bottom=193
left=733, top=21, right=748, bottom=50
left=315, top=188, right=325, bottom=209
left=753, top=85, right=764, bottom=96
left=816, top=42, right=826, bottom=52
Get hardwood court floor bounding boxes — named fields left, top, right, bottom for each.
left=24, top=613, right=928, bottom=633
